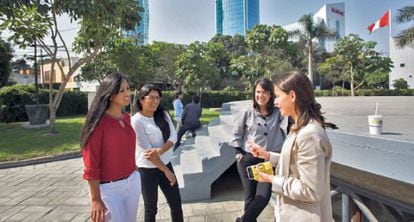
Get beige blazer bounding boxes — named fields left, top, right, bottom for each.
left=269, top=120, right=333, bottom=222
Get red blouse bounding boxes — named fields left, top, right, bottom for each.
left=82, top=113, right=136, bottom=181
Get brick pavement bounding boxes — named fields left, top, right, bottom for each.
left=0, top=158, right=274, bottom=222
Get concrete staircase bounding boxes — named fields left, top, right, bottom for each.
left=172, top=101, right=251, bottom=201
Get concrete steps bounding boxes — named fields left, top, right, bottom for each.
left=172, top=104, right=239, bottom=201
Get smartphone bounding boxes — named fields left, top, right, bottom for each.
left=246, top=162, right=273, bottom=181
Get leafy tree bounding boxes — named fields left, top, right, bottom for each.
left=289, top=14, right=338, bottom=84
left=318, top=56, right=346, bottom=87
left=205, top=41, right=232, bottom=89
left=175, top=42, right=219, bottom=94
left=0, top=0, right=142, bottom=133
left=210, top=34, right=248, bottom=57
left=365, top=71, right=389, bottom=89
left=285, top=41, right=306, bottom=71
left=230, top=55, right=264, bottom=89
left=395, top=6, right=414, bottom=48
left=0, top=36, right=13, bottom=88
left=392, top=78, right=409, bottom=89
left=80, top=52, right=117, bottom=83
left=324, top=34, right=392, bottom=95
left=209, top=34, right=250, bottom=89
left=150, top=41, right=185, bottom=89
left=245, top=25, right=292, bottom=81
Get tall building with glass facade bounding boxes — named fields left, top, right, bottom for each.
left=126, top=0, right=149, bottom=45
left=216, top=0, right=260, bottom=36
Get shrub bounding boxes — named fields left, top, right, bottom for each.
left=160, top=90, right=251, bottom=109
left=315, top=88, right=414, bottom=97
left=392, top=78, right=409, bottom=90
left=0, top=84, right=87, bottom=122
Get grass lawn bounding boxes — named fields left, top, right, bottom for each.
left=0, top=108, right=220, bottom=162
left=0, top=116, right=84, bottom=162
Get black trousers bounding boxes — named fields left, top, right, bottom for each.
left=139, top=163, right=183, bottom=222
left=174, top=125, right=198, bottom=150
left=237, top=152, right=272, bottom=222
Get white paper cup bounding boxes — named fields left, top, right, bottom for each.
left=368, top=115, right=383, bottom=135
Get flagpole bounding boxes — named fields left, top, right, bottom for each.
left=389, top=9, right=392, bottom=57
left=389, top=9, right=392, bottom=39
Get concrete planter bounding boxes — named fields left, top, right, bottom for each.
left=24, top=104, right=49, bottom=125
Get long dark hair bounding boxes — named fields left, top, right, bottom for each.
left=80, top=72, right=129, bottom=149
left=252, top=78, right=276, bottom=115
left=275, top=71, right=325, bottom=132
left=136, top=84, right=170, bottom=142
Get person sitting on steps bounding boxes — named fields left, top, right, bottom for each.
left=174, top=95, right=202, bottom=150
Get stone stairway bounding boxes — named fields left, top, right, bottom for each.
left=171, top=101, right=251, bottom=201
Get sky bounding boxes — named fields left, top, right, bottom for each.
left=148, top=0, right=411, bottom=54
left=3, top=0, right=412, bottom=59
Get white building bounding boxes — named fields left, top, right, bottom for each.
left=283, top=2, right=345, bottom=52
left=389, top=39, right=414, bottom=89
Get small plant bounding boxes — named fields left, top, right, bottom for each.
left=392, top=78, right=409, bottom=90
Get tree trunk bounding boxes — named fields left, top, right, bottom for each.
left=350, top=64, right=355, bottom=97
left=308, top=42, right=313, bottom=84
left=49, top=59, right=58, bottom=133
left=49, top=105, right=57, bottom=134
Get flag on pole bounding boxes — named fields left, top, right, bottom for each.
left=368, top=10, right=390, bottom=34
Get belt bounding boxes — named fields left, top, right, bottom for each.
left=100, top=175, right=129, bottom=184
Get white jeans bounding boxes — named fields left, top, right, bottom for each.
left=100, top=171, right=141, bottom=222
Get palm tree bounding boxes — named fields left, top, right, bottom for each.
left=395, top=6, right=414, bottom=48
left=290, top=14, right=338, bottom=84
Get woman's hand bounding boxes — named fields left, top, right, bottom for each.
left=91, top=198, right=107, bottom=222
left=144, top=148, right=160, bottom=162
left=248, top=141, right=270, bottom=160
left=257, top=171, right=274, bottom=183
left=164, top=169, right=177, bottom=186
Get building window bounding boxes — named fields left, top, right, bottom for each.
left=336, top=20, right=340, bottom=37
left=400, top=63, right=405, bottom=67
left=44, top=71, right=50, bottom=81
left=51, top=70, right=56, bottom=82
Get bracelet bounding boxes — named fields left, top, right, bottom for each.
left=235, top=153, right=243, bottom=160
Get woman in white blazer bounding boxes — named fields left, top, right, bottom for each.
left=249, top=71, right=333, bottom=222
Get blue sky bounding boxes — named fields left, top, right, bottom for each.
left=149, top=0, right=412, bottom=54
left=5, top=0, right=412, bottom=58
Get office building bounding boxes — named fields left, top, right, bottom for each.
left=126, top=0, right=149, bottom=45
left=216, top=0, right=260, bottom=36
left=283, top=2, right=345, bottom=52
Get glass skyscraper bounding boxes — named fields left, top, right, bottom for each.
left=126, top=0, right=149, bottom=45
left=216, top=0, right=259, bottom=36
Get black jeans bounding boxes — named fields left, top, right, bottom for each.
left=139, top=163, right=183, bottom=222
left=237, top=152, right=272, bottom=222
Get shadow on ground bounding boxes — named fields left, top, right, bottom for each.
left=210, top=163, right=244, bottom=202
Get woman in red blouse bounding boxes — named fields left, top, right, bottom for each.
left=80, top=73, right=141, bottom=222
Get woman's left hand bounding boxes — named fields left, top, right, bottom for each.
left=257, top=171, right=274, bottom=183
left=144, top=149, right=160, bottom=161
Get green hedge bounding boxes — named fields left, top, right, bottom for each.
left=158, top=89, right=413, bottom=110
left=161, top=90, right=251, bottom=109
left=160, top=88, right=413, bottom=110
left=0, top=84, right=87, bottom=123
left=315, top=89, right=414, bottom=97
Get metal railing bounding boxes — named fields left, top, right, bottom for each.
left=330, top=177, right=414, bottom=222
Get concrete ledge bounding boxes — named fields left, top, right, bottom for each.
left=0, top=151, right=81, bottom=169
left=331, top=162, right=414, bottom=212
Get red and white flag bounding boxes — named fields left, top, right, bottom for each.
left=368, top=10, right=390, bottom=34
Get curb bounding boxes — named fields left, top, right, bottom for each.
left=0, top=151, right=82, bottom=169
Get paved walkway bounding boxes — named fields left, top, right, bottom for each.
left=1, top=96, right=413, bottom=221
left=0, top=158, right=274, bottom=221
